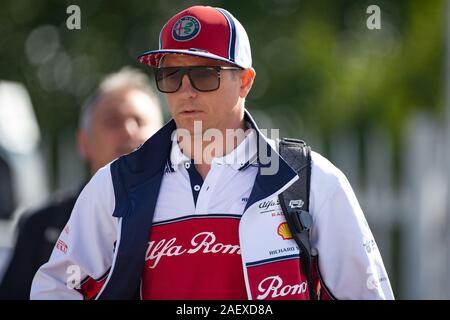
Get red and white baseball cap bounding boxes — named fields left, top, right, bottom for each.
left=138, top=6, right=252, bottom=69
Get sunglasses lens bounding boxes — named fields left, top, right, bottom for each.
left=155, top=67, right=182, bottom=93
left=190, top=67, right=220, bottom=91
left=154, top=67, right=221, bottom=93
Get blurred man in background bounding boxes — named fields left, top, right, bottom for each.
left=0, top=67, right=163, bottom=299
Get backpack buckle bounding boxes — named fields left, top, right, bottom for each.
left=292, top=210, right=313, bottom=233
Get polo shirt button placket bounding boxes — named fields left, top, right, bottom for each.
left=184, top=160, right=204, bottom=210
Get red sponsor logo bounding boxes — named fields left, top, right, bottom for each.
left=277, top=222, right=293, bottom=240
left=257, top=275, right=307, bottom=300
left=56, top=239, right=68, bottom=254
left=145, top=231, right=241, bottom=269
left=271, top=212, right=283, bottom=217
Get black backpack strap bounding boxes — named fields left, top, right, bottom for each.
left=277, top=138, right=317, bottom=300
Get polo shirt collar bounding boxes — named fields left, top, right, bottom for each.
left=169, top=122, right=257, bottom=172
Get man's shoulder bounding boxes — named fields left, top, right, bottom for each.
left=270, top=137, right=346, bottom=187
left=77, top=165, right=117, bottom=205
left=310, top=151, right=347, bottom=184
left=273, top=137, right=349, bottom=195
left=309, top=150, right=351, bottom=201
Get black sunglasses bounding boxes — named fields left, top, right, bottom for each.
left=153, top=65, right=243, bottom=93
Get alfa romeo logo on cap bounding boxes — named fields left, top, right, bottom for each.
left=172, top=16, right=201, bottom=42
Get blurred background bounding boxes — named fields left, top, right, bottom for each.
left=0, top=0, right=448, bottom=299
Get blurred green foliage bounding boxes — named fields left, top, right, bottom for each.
left=0, top=0, right=445, bottom=187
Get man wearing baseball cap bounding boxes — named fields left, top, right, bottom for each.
left=31, top=6, right=394, bottom=300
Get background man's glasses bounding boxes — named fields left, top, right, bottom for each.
left=154, top=66, right=243, bottom=93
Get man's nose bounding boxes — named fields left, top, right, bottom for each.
left=178, top=74, right=197, bottom=96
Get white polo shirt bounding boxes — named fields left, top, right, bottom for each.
left=142, top=129, right=258, bottom=299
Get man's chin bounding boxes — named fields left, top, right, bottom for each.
left=174, top=118, right=208, bottom=136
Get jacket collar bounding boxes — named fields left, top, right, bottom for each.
left=243, top=110, right=298, bottom=210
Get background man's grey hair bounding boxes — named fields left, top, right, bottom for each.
left=79, top=67, right=163, bottom=134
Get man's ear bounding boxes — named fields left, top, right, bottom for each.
left=77, top=129, right=91, bottom=161
left=239, top=67, right=256, bottom=98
